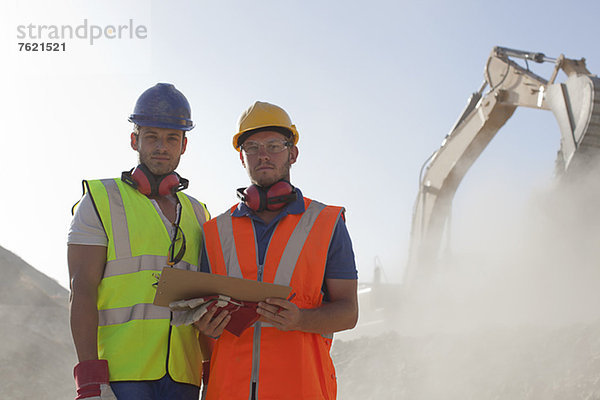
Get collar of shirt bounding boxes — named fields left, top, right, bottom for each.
left=232, top=187, right=305, bottom=226
left=231, top=187, right=305, bottom=266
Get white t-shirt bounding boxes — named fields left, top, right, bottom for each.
left=67, top=192, right=178, bottom=246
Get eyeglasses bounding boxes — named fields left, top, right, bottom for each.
left=167, top=223, right=186, bottom=266
left=240, top=139, right=292, bottom=155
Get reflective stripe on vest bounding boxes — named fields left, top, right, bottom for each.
left=204, top=197, right=342, bottom=400
left=98, top=302, right=170, bottom=326
left=212, top=199, right=327, bottom=284
left=85, top=178, right=208, bottom=385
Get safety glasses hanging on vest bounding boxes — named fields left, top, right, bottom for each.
left=168, top=213, right=186, bottom=266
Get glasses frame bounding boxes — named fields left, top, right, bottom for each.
left=240, top=139, right=292, bottom=155
left=167, top=222, right=187, bottom=266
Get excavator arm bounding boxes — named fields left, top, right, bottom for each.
left=405, top=46, right=600, bottom=284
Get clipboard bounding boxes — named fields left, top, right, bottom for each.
left=153, top=267, right=292, bottom=307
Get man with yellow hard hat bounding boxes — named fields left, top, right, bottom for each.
left=195, top=101, right=359, bottom=399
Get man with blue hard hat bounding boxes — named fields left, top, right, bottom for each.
left=68, top=83, right=210, bottom=399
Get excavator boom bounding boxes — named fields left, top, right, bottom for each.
left=405, top=46, right=600, bottom=284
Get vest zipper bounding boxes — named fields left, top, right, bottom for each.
left=250, top=263, right=264, bottom=398
left=165, top=312, right=173, bottom=378
left=257, top=263, right=264, bottom=282
left=251, top=218, right=277, bottom=399
left=250, top=321, right=262, bottom=399
left=165, top=201, right=181, bottom=380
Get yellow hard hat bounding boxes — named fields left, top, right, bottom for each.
left=233, top=101, right=299, bottom=151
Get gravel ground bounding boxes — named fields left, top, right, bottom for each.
left=333, top=322, right=600, bottom=400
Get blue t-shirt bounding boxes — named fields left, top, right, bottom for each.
left=200, top=189, right=358, bottom=298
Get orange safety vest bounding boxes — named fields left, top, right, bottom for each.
left=203, top=197, right=343, bottom=400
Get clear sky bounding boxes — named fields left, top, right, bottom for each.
left=1, top=0, right=599, bottom=289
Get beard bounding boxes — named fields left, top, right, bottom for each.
left=139, top=153, right=180, bottom=176
left=249, top=159, right=291, bottom=188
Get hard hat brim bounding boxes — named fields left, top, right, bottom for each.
left=129, top=114, right=195, bottom=131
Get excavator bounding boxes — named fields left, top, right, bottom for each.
left=343, top=46, right=600, bottom=340
left=404, top=46, right=600, bottom=284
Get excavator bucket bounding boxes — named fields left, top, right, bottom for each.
left=546, top=72, right=600, bottom=176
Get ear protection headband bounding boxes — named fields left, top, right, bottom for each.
left=236, top=180, right=297, bottom=212
left=121, top=164, right=189, bottom=196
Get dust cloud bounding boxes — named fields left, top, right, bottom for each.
left=333, top=166, right=600, bottom=399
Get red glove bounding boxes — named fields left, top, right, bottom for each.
left=206, top=297, right=259, bottom=336
left=73, top=359, right=117, bottom=399
left=170, top=295, right=260, bottom=336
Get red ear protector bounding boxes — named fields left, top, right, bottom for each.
left=236, top=180, right=297, bottom=212
left=121, top=164, right=189, bottom=196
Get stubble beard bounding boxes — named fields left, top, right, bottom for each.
left=251, top=160, right=291, bottom=188
left=139, top=153, right=180, bottom=176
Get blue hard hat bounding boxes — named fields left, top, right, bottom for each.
left=128, top=83, right=194, bottom=131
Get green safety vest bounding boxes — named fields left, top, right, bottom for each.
left=85, top=178, right=209, bottom=386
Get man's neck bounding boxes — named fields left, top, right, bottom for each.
left=148, top=193, right=179, bottom=223
left=254, top=209, right=281, bottom=225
